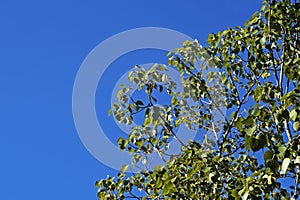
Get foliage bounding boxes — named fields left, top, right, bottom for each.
left=96, top=0, right=300, bottom=199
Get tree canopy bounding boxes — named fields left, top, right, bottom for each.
left=96, top=0, right=300, bottom=199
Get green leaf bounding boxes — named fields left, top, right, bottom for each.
left=293, top=121, right=300, bottom=131
left=245, top=11, right=258, bottom=26
left=257, top=133, right=268, bottom=148
left=108, top=109, right=112, bottom=116
left=282, top=109, right=290, bottom=121
left=166, top=51, right=172, bottom=57
left=250, top=137, right=261, bottom=152
left=245, top=134, right=252, bottom=151
left=261, top=71, right=270, bottom=79
left=245, top=126, right=256, bottom=135
left=144, top=116, right=152, bottom=127
left=281, top=158, right=290, bottom=175
left=295, top=156, right=300, bottom=164
left=120, top=165, right=129, bottom=173
left=156, top=177, right=163, bottom=188
left=135, top=100, right=144, bottom=106
left=266, top=159, right=279, bottom=172
left=267, top=175, right=272, bottom=185
left=117, top=137, right=124, bottom=145
left=221, top=74, right=227, bottom=84
left=264, top=151, right=273, bottom=162
left=243, top=117, right=254, bottom=126
left=253, top=86, right=263, bottom=101
left=202, top=167, right=212, bottom=173
left=207, top=34, right=215, bottom=45
left=290, top=109, right=297, bottom=121
left=249, top=134, right=267, bottom=152
left=162, top=181, right=176, bottom=195
left=278, top=146, right=286, bottom=158
left=260, top=36, right=266, bottom=45
left=171, top=96, right=179, bottom=106
left=242, top=191, right=249, bottom=200
left=230, top=190, right=239, bottom=199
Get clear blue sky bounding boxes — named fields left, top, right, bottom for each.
left=0, top=1, right=262, bottom=199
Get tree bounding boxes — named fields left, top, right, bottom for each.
left=96, top=0, right=300, bottom=199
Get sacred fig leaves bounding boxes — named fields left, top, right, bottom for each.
left=96, top=0, right=300, bottom=199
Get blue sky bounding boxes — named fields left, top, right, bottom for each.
left=0, top=1, right=262, bottom=199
